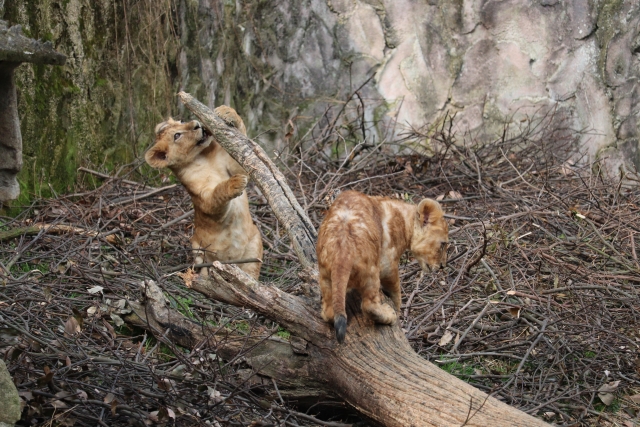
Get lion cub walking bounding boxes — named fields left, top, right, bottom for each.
left=145, top=106, right=263, bottom=279
left=316, top=191, right=449, bottom=343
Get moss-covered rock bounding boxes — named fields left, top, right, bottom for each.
left=3, top=0, right=639, bottom=199
left=3, top=0, right=361, bottom=202
left=4, top=0, right=184, bottom=201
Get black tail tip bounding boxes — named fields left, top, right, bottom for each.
left=334, top=315, right=347, bottom=344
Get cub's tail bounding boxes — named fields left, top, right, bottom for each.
left=334, top=315, right=347, bottom=344
left=331, top=249, right=353, bottom=343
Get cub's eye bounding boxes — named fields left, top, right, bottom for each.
left=174, top=132, right=182, bottom=141
left=194, top=122, right=201, bottom=130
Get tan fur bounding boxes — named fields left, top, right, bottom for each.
left=145, top=106, right=262, bottom=279
left=316, top=190, right=449, bottom=341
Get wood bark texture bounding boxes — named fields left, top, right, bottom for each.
left=124, top=280, right=331, bottom=402
left=192, top=263, right=549, bottom=427
left=127, top=93, right=550, bottom=427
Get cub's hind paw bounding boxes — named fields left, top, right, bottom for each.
left=365, top=302, right=397, bottom=325
left=321, top=304, right=335, bottom=324
left=227, top=174, right=248, bottom=198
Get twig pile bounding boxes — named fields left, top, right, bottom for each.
left=1, top=103, right=639, bottom=426
left=0, top=166, right=347, bottom=426
left=278, top=106, right=640, bottom=426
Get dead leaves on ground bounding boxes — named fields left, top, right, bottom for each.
left=177, top=267, right=198, bottom=288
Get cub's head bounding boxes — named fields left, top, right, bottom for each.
left=145, top=118, right=213, bottom=170
left=411, top=199, right=449, bottom=271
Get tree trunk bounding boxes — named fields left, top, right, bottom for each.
left=126, top=93, right=550, bottom=427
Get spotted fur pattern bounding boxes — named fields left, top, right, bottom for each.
left=317, top=191, right=449, bottom=343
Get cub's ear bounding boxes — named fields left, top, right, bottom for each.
left=145, top=145, right=169, bottom=169
left=416, top=198, right=444, bottom=227
left=155, top=118, right=179, bottom=135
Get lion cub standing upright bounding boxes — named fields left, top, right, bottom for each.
left=317, top=190, right=449, bottom=343
left=145, top=106, right=262, bottom=279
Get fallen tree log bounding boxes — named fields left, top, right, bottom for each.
left=127, top=93, right=549, bottom=426
left=124, top=279, right=333, bottom=403
left=0, top=222, right=119, bottom=243
left=194, top=264, right=549, bottom=427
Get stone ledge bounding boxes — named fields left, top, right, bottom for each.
left=0, top=20, right=66, bottom=65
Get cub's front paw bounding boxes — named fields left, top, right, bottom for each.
left=227, top=174, right=248, bottom=198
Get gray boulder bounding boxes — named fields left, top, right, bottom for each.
left=0, top=359, right=20, bottom=426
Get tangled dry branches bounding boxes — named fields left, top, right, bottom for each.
left=1, top=100, right=639, bottom=426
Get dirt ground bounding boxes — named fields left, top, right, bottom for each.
left=1, top=108, right=639, bottom=426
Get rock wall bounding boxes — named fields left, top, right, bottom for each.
left=350, top=0, right=639, bottom=178
left=3, top=0, right=639, bottom=198
left=309, top=0, right=640, bottom=178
